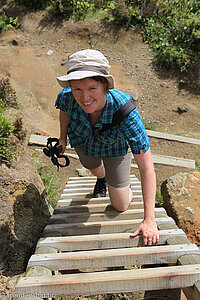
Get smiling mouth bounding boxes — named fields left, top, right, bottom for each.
left=84, top=100, right=95, bottom=106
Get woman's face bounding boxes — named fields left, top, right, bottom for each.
left=70, top=78, right=107, bottom=114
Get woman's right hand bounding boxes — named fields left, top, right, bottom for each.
left=58, top=138, right=67, bottom=154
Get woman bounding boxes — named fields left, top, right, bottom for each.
left=55, top=49, right=159, bottom=246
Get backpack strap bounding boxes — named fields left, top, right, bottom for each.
left=98, top=97, right=136, bottom=134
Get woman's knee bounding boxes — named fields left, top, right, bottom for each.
left=108, top=185, right=132, bottom=212
left=90, top=163, right=105, bottom=178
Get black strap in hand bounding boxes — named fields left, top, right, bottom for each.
left=43, top=137, right=70, bottom=171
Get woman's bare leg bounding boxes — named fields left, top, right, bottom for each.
left=108, top=184, right=132, bottom=212
left=90, top=163, right=105, bottom=178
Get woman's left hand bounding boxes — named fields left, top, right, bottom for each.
left=130, top=217, right=159, bottom=246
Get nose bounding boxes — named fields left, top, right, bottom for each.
left=82, top=91, right=91, bottom=101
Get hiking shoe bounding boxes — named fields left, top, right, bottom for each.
left=93, top=177, right=106, bottom=198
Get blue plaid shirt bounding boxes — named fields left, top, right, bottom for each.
left=55, top=88, right=149, bottom=157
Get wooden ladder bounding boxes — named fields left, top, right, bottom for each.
left=14, top=175, right=200, bottom=300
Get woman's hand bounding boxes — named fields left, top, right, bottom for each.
left=58, top=138, right=67, bottom=154
left=130, top=217, right=159, bottom=246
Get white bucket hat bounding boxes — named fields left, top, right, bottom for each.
left=57, top=49, right=115, bottom=89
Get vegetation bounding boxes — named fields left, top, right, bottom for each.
left=156, top=189, right=163, bottom=207
left=0, top=77, right=19, bottom=162
left=2, top=0, right=198, bottom=71
left=36, top=162, right=62, bottom=208
left=0, top=13, right=20, bottom=32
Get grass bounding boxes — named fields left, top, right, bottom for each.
left=84, top=6, right=110, bottom=25
left=156, top=189, right=163, bottom=207
left=195, top=158, right=200, bottom=170
left=36, top=162, right=62, bottom=208
left=144, top=121, right=159, bottom=131
left=175, top=132, right=188, bottom=136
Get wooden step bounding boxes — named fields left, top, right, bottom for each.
left=49, top=207, right=167, bottom=224
left=58, top=194, right=143, bottom=205
left=37, top=229, right=187, bottom=252
left=28, top=244, right=199, bottom=271
left=54, top=201, right=144, bottom=214
left=14, top=264, right=200, bottom=298
left=44, top=217, right=175, bottom=236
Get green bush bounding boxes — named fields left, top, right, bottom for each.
left=0, top=77, right=18, bottom=162
left=0, top=113, right=15, bottom=161
left=0, top=76, right=18, bottom=109
left=105, top=0, right=200, bottom=71
left=106, top=1, right=142, bottom=28
left=0, top=14, right=20, bottom=32
left=46, top=0, right=90, bottom=19
left=143, top=0, right=200, bottom=71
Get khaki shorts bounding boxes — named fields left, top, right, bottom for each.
left=74, top=145, right=132, bottom=188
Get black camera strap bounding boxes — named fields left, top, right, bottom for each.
left=43, top=137, right=70, bottom=171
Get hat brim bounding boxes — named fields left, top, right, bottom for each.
left=57, top=71, right=115, bottom=89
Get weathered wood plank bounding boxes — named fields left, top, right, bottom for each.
left=14, top=264, right=200, bottom=297
left=178, top=254, right=200, bottom=300
left=66, top=179, right=140, bottom=185
left=54, top=202, right=144, bottom=214
left=63, top=186, right=142, bottom=194
left=49, top=208, right=167, bottom=224
left=66, top=178, right=140, bottom=186
left=58, top=194, right=143, bottom=204
left=60, top=189, right=142, bottom=199
left=68, top=175, right=136, bottom=180
left=37, top=229, right=187, bottom=252
left=28, top=244, right=199, bottom=271
left=43, top=217, right=175, bottom=236
left=151, top=154, right=195, bottom=168
left=146, top=129, right=200, bottom=146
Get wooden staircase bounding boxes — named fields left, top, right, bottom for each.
left=14, top=175, right=200, bottom=300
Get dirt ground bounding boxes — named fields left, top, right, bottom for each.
left=0, top=7, right=199, bottom=300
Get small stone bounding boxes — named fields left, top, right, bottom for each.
left=177, top=103, right=189, bottom=114
left=46, top=50, right=54, bottom=55
left=12, top=39, right=18, bottom=46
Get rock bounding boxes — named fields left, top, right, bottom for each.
left=46, top=50, right=54, bottom=55
left=12, top=39, right=18, bottom=46
left=76, top=166, right=90, bottom=177
left=0, top=156, right=53, bottom=276
left=161, top=172, right=200, bottom=246
left=177, top=103, right=189, bottom=114
left=61, top=57, right=67, bottom=66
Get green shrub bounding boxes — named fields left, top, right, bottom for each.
left=44, top=0, right=90, bottom=19
left=0, top=77, right=19, bottom=162
left=0, top=14, right=20, bottom=32
left=0, top=113, right=15, bottom=161
left=106, top=1, right=142, bottom=28
left=106, top=0, right=200, bottom=71
left=142, top=0, right=200, bottom=71
left=0, top=76, right=18, bottom=109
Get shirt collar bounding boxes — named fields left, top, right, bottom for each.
left=101, top=92, right=115, bottom=124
